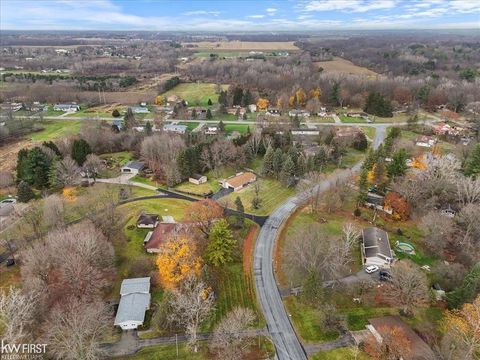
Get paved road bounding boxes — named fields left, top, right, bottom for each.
left=253, top=127, right=387, bottom=360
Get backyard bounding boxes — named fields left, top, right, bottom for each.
left=30, top=120, right=83, bottom=141
left=160, top=83, right=228, bottom=107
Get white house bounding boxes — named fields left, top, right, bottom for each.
left=121, top=161, right=144, bottom=175
left=53, top=103, right=80, bottom=112
left=248, top=104, right=257, bottom=113
left=361, top=227, right=394, bottom=267
left=189, top=174, right=207, bottom=185
left=205, top=126, right=218, bottom=135
left=289, top=109, right=310, bottom=117
left=415, top=136, right=437, bottom=148
left=132, top=106, right=150, bottom=114
left=114, top=277, right=151, bottom=330
left=164, top=124, right=187, bottom=134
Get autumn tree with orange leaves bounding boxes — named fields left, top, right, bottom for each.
left=156, top=236, right=201, bottom=290
left=442, top=295, right=480, bottom=359
left=185, top=199, right=224, bottom=236
left=384, top=192, right=411, bottom=220
left=364, top=325, right=413, bottom=360
left=256, top=98, right=269, bottom=111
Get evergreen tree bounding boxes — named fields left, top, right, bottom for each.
left=387, top=149, right=408, bottom=178
left=357, top=168, right=369, bottom=203
left=407, top=112, right=419, bottom=129
left=447, top=263, right=480, bottom=309
left=42, top=141, right=62, bottom=157
left=112, top=109, right=121, bottom=117
left=123, top=107, right=136, bottom=129
left=329, top=81, right=340, bottom=106
left=313, top=147, right=327, bottom=171
left=352, top=132, right=368, bottom=151
left=242, top=89, right=253, bottom=107
left=232, top=87, right=244, bottom=106
left=362, top=148, right=377, bottom=171
left=207, top=98, right=213, bottom=106
left=17, top=181, right=35, bottom=203
left=364, top=92, right=393, bottom=117
left=218, top=90, right=228, bottom=107
left=234, top=196, right=245, bottom=227
left=145, top=121, right=153, bottom=135
left=191, top=109, right=197, bottom=119
left=71, top=139, right=92, bottom=166
left=465, top=144, right=480, bottom=177
left=296, top=154, right=307, bottom=176
left=25, top=147, right=51, bottom=188
left=218, top=120, right=225, bottom=133
left=280, top=155, right=296, bottom=187
left=206, top=108, right=213, bottom=120
left=206, top=219, right=236, bottom=267
left=16, top=148, right=30, bottom=183
left=292, top=114, right=300, bottom=128
left=261, top=146, right=275, bottom=176
left=272, top=148, right=284, bottom=178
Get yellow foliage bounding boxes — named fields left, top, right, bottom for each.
left=256, top=98, right=269, bottom=111
left=62, top=187, right=77, bottom=202
left=288, top=96, right=295, bottom=107
left=431, top=145, right=442, bottom=157
left=412, top=155, right=426, bottom=170
left=309, top=87, right=322, bottom=100
left=156, top=237, right=201, bottom=290
left=155, top=95, right=164, bottom=105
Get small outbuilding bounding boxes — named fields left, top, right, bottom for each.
left=189, top=174, right=207, bottom=185
left=121, top=161, right=144, bottom=175
left=361, top=227, right=394, bottom=267
left=114, top=277, right=151, bottom=330
left=136, top=214, right=159, bottom=229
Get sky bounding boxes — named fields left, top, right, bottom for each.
left=1, top=0, right=479, bottom=31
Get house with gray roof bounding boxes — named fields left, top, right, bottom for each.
left=121, top=161, right=144, bottom=175
left=361, top=227, right=394, bottom=267
left=164, top=124, right=187, bottom=134
left=114, top=277, right=151, bottom=330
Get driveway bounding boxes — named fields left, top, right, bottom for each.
left=95, top=174, right=160, bottom=192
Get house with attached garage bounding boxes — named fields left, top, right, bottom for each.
left=114, top=277, right=151, bottom=330
left=121, top=161, right=144, bottom=175
left=221, top=172, right=257, bottom=192
left=361, top=227, right=394, bottom=267
left=53, top=103, right=80, bottom=112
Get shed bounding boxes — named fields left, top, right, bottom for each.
left=189, top=174, right=207, bottom=185
left=121, top=161, right=144, bottom=175
left=114, top=277, right=151, bottom=330
left=136, top=214, right=159, bottom=229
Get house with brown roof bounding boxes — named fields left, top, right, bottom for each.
left=143, top=223, right=191, bottom=253
left=221, top=172, right=257, bottom=192
left=367, top=316, right=436, bottom=360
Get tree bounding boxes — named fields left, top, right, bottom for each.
left=156, top=236, right=201, bottom=290
left=232, top=87, right=243, bottom=106
left=206, top=219, right=236, bottom=267
left=17, top=181, right=35, bottom=202
left=280, top=155, right=296, bottom=187
left=291, top=114, right=300, bottom=128
left=44, top=298, right=111, bottom=360
left=43, top=140, right=62, bottom=157
left=207, top=98, right=213, bottom=106
left=49, top=156, right=81, bottom=189
left=71, top=139, right=91, bottom=166
left=191, top=108, right=197, bottom=119
left=261, top=145, right=275, bottom=176
left=145, top=120, right=153, bottom=135
left=218, top=120, right=225, bottom=133
left=385, top=261, right=429, bottom=316
left=456, top=176, right=480, bottom=206
left=384, top=192, right=411, bottom=220
left=210, top=307, right=256, bottom=360
left=442, top=295, right=480, bottom=359
left=43, top=194, right=66, bottom=229
left=364, top=325, right=413, bottom=360
left=364, top=92, right=393, bottom=117
left=123, top=107, right=136, bottom=129
left=352, top=132, right=368, bottom=151
left=185, top=199, right=224, bottom=236
left=252, top=182, right=262, bottom=210
left=234, top=196, right=244, bottom=227
left=112, top=109, right=120, bottom=117
left=0, top=287, right=38, bottom=343
left=242, top=89, right=253, bottom=107
left=329, top=81, right=340, bottom=106
left=20, top=147, right=51, bottom=188
left=168, top=276, right=214, bottom=352
left=206, top=108, right=213, bottom=120
left=447, top=263, right=480, bottom=309
left=256, top=98, right=269, bottom=111
left=218, top=91, right=228, bottom=107
left=420, top=211, right=455, bottom=256
left=272, top=148, right=283, bottom=178
left=465, top=144, right=480, bottom=177
left=387, top=149, right=408, bottom=178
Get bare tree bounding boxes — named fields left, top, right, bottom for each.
left=420, top=211, right=456, bottom=256
left=140, top=133, right=185, bottom=180
left=456, top=203, right=480, bottom=258
left=83, top=154, right=105, bottom=182
left=210, top=307, right=256, bottom=360
left=0, top=171, right=14, bottom=188
left=385, top=260, right=429, bottom=316
left=22, top=204, right=44, bottom=242
left=168, top=276, right=214, bottom=352
left=296, top=171, right=326, bottom=213
left=43, top=194, right=66, bottom=229
left=0, top=287, right=38, bottom=343
left=50, top=156, right=81, bottom=188
left=246, top=132, right=262, bottom=157
left=43, top=298, right=111, bottom=360
left=456, top=176, right=480, bottom=206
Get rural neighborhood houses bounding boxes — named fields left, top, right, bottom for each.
left=53, top=103, right=80, bottom=112
left=114, top=277, right=151, bottom=330
left=361, top=227, right=394, bottom=267
left=121, top=161, right=144, bottom=175
left=415, top=135, right=437, bottom=148
left=164, top=124, right=188, bottom=134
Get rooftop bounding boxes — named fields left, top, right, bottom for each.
left=122, top=161, right=144, bottom=170
left=225, top=172, right=256, bottom=189
left=362, top=227, right=393, bottom=259
left=120, top=277, right=151, bottom=295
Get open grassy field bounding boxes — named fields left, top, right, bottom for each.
left=310, top=347, right=371, bottom=360
left=161, top=83, right=228, bottom=107
left=178, top=121, right=200, bottom=131
left=219, top=178, right=295, bottom=216
left=30, top=120, right=83, bottom=141
left=308, top=116, right=335, bottom=123
left=183, top=41, right=299, bottom=51
left=224, top=123, right=253, bottom=135
left=315, top=57, right=378, bottom=76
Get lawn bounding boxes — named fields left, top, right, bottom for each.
left=174, top=169, right=226, bottom=196
left=340, top=115, right=367, bottom=124
left=130, top=175, right=161, bottom=188
left=308, top=116, right=335, bottom=123
left=310, top=347, right=370, bottom=360
left=219, top=178, right=295, bottom=216
left=225, top=124, right=253, bottom=135
left=178, top=121, right=200, bottom=131
left=360, top=126, right=376, bottom=140
left=284, top=296, right=340, bottom=343
left=161, top=83, right=228, bottom=107
left=30, top=120, right=83, bottom=141
left=100, top=151, right=133, bottom=167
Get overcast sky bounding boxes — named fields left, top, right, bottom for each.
left=1, top=0, right=479, bottom=31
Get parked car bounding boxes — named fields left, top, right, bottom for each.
left=6, top=259, right=15, bottom=267
left=0, top=198, right=16, bottom=204
left=379, top=270, right=392, bottom=281
left=365, top=265, right=379, bottom=274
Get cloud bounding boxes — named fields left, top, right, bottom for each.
left=247, top=14, right=266, bottom=19
left=303, top=0, right=396, bottom=13
left=266, top=7, right=278, bottom=14
left=182, top=10, right=220, bottom=16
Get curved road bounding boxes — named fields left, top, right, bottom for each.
left=253, top=125, right=387, bottom=360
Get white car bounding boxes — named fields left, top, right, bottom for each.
left=365, top=265, right=379, bottom=274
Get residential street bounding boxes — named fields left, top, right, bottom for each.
left=253, top=127, right=386, bottom=360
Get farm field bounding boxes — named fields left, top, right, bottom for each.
left=160, top=83, right=228, bottom=107
left=315, top=57, right=378, bottom=76
left=219, top=178, right=295, bottom=216
left=183, top=40, right=299, bottom=51
left=30, top=120, right=83, bottom=141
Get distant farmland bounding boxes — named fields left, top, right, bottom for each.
left=315, top=57, right=378, bottom=77
left=183, top=41, right=300, bottom=51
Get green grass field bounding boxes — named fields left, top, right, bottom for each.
left=224, top=124, right=253, bottom=135
left=308, top=116, right=335, bottom=123
left=220, top=178, right=295, bottom=216
left=360, top=126, right=376, bottom=140
left=178, top=121, right=200, bottom=131
left=30, top=120, right=83, bottom=141
left=161, top=83, right=228, bottom=107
